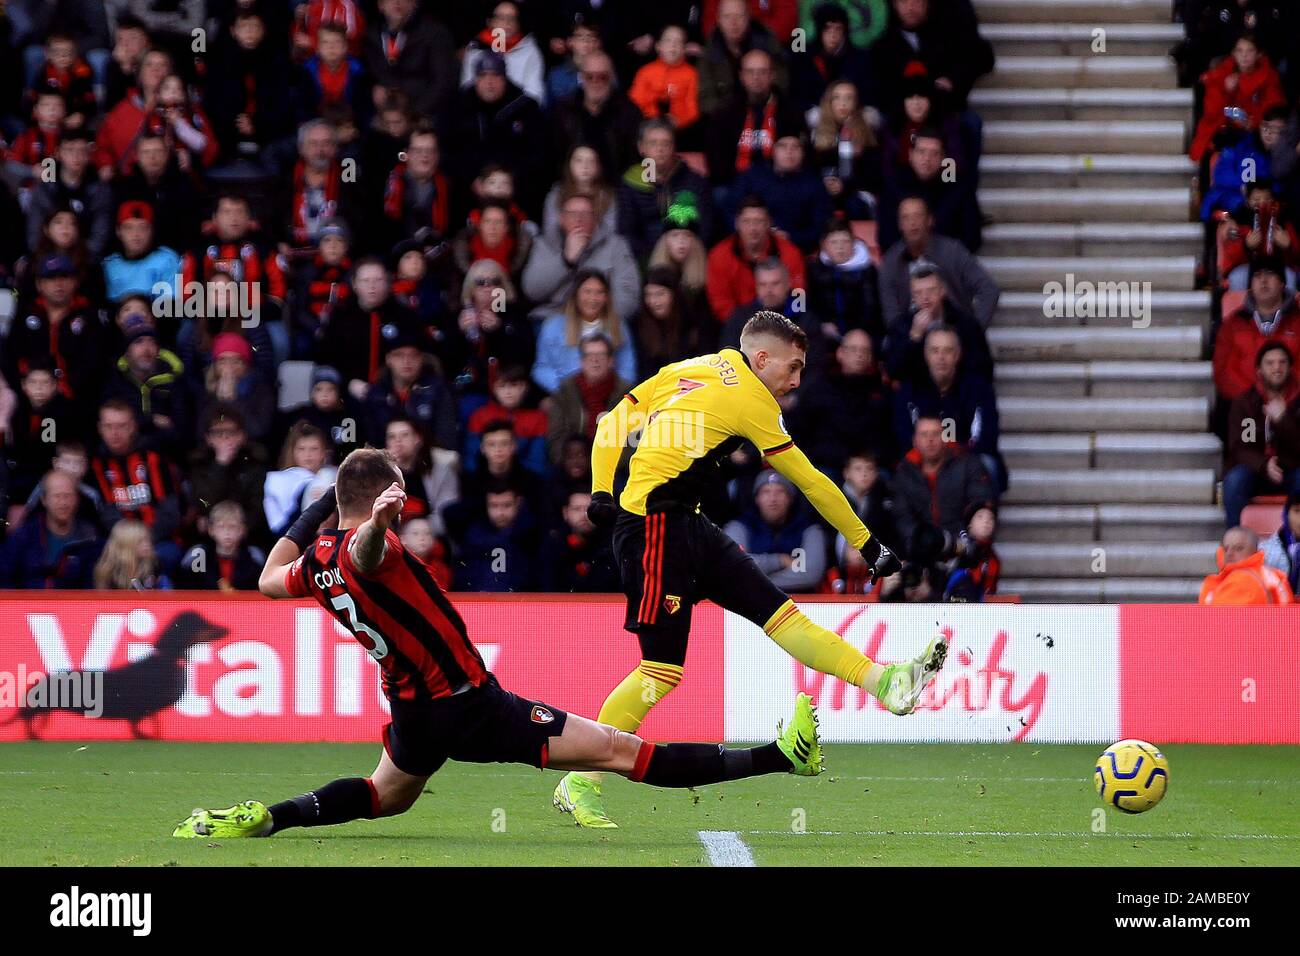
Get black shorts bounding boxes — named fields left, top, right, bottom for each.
left=381, top=675, right=569, bottom=777
left=613, top=509, right=789, bottom=667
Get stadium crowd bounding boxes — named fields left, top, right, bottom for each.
left=0, top=0, right=1005, bottom=601
left=1181, top=2, right=1300, bottom=596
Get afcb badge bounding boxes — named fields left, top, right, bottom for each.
left=530, top=705, right=554, bottom=724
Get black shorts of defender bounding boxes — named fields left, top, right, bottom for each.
left=613, top=509, right=790, bottom=667
left=381, top=675, right=569, bottom=777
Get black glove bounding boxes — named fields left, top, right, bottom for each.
left=284, top=485, right=338, bottom=550
left=860, top=536, right=902, bottom=583
left=587, top=491, right=618, bottom=528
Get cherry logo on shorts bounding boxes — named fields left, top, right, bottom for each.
left=530, top=706, right=554, bottom=724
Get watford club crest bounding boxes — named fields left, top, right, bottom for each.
left=663, top=595, right=682, bottom=615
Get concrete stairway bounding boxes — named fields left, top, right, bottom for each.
left=970, top=0, right=1218, bottom=602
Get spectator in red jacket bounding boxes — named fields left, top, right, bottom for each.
left=1190, top=33, right=1287, bottom=163
left=1213, top=254, right=1300, bottom=400
left=94, top=47, right=171, bottom=177
left=705, top=195, right=806, bottom=321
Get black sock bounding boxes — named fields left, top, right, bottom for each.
left=268, top=778, right=376, bottom=834
left=637, top=742, right=792, bottom=788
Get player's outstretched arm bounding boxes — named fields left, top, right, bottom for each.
left=766, top=443, right=872, bottom=549
left=258, top=486, right=339, bottom=598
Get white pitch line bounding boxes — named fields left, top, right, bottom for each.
left=846, top=775, right=1297, bottom=786
left=747, top=829, right=1298, bottom=840
left=698, top=830, right=757, bottom=867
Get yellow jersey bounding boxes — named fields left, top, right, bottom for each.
left=590, top=348, right=873, bottom=550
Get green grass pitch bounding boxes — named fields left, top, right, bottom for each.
left=2, top=742, right=1297, bottom=866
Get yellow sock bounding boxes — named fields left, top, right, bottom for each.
left=763, top=599, right=884, bottom=691
left=577, top=661, right=683, bottom=784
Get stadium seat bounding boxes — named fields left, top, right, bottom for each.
left=277, top=360, right=316, bottom=412
left=679, top=151, right=708, bottom=178
left=1240, top=496, right=1286, bottom=538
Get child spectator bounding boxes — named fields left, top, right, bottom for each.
left=4, top=91, right=64, bottom=191
left=1201, top=106, right=1286, bottom=222
left=5, top=359, right=83, bottom=505
left=30, top=33, right=95, bottom=130
left=389, top=236, right=446, bottom=327
left=143, top=73, right=219, bottom=173
left=628, top=25, right=700, bottom=135
left=102, top=200, right=182, bottom=304
left=289, top=219, right=353, bottom=358
left=454, top=480, right=540, bottom=591
left=540, top=489, right=621, bottom=592
left=93, top=519, right=171, bottom=591
left=385, top=416, right=460, bottom=536
left=546, top=19, right=602, bottom=106
left=1263, top=491, right=1300, bottom=596
left=264, top=423, right=338, bottom=537
left=1221, top=180, right=1300, bottom=289
left=1190, top=33, right=1286, bottom=163
left=942, top=503, right=1000, bottom=602
left=399, top=516, right=453, bottom=589
left=300, top=23, right=370, bottom=122
left=196, top=333, right=276, bottom=445
left=276, top=365, right=364, bottom=462
left=175, top=501, right=266, bottom=591
left=292, top=0, right=367, bottom=60
left=648, top=197, right=710, bottom=311
left=807, top=216, right=883, bottom=345
left=466, top=367, right=548, bottom=475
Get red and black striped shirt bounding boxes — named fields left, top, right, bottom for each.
left=285, top=528, right=487, bottom=701
left=90, top=450, right=177, bottom=527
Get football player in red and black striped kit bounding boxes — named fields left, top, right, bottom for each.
left=173, top=447, right=824, bottom=839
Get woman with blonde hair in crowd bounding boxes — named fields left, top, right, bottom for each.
left=94, top=520, right=171, bottom=591
left=648, top=196, right=710, bottom=324
left=445, top=258, right=535, bottom=398
left=811, top=80, right=881, bottom=219
left=532, top=269, right=636, bottom=393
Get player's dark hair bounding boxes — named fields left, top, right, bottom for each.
left=739, top=311, right=808, bottom=353
left=336, top=447, right=401, bottom=516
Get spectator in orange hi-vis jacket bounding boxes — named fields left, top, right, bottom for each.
left=1198, top=527, right=1294, bottom=605
left=628, top=25, right=700, bottom=133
